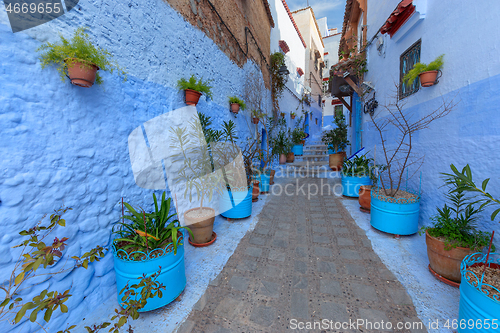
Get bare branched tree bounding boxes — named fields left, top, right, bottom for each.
left=370, top=87, right=458, bottom=197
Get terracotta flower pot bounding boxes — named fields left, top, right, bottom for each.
left=358, top=185, right=372, bottom=212
left=184, top=207, right=215, bottom=244
left=252, top=181, right=260, bottom=202
left=291, top=115, right=296, bottom=119
left=279, top=154, right=286, bottom=164
left=300, top=140, right=305, bottom=145
left=185, top=89, right=202, bottom=106
left=286, top=152, right=295, bottom=163
left=65, top=58, right=99, bottom=88
left=252, top=117, right=259, bottom=124
left=329, top=152, right=345, bottom=171
left=425, top=230, right=475, bottom=283
left=419, top=70, right=439, bottom=87
left=230, top=103, right=240, bottom=114
left=269, top=170, right=275, bottom=185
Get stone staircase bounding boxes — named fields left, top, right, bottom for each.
left=284, top=142, right=340, bottom=178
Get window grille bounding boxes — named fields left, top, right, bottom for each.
left=399, top=39, right=421, bottom=99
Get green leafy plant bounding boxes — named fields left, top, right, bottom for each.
left=37, top=27, right=126, bottom=85
left=321, top=112, right=349, bottom=152
left=291, top=127, right=306, bottom=145
left=270, top=52, right=287, bottom=116
left=271, top=130, right=291, bottom=156
left=342, top=154, right=373, bottom=177
left=113, top=193, right=192, bottom=259
left=443, top=164, right=500, bottom=223
left=0, top=206, right=161, bottom=333
left=404, top=54, right=444, bottom=86
left=228, top=96, right=246, bottom=110
left=251, top=109, right=266, bottom=119
left=420, top=170, right=492, bottom=251
left=176, top=75, right=213, bottom=99
left=290, top=112, right=297, bottom=118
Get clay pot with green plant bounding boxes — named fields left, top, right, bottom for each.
left=291, top=112, right=296, bottom=119
left=177, top=75, right=213, bottom=106
left=322, top=113, right=349, bottom=171
left=229, top=96, right=246, bottom=114
left=404, top=54, right=444, bottom=87
left=272, top=130, right=291, bottom=165
left=420, top=169, right=492, bottom=285
left=37, top=27, right=126, bottom=88
left=251, top=109, right=265, bottom=124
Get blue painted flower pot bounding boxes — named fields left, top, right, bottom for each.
left=458, top=253, right=500, bottom=332
left=260, top=173, right=270, bottom=192
left=341, top=175, right=371, bottom=197
left=220, top=186, right=253, bottom=219
left=328, top=148, right=335, bottom=154
left=370, top=188, right=420, bottom=235
left=292, top=144, right=303, bottom=156
left=113, top=238, right=186, bottom=312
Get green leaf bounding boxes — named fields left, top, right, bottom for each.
left=82, top=260, right=88, bottom=269
left=58, top=219, right=66, bottom=227
left=43, top=307, right=53, bottom=322
left=491, top=208, right=500, bottom=221
left=14, top=302, right=35, bottom=323
left=117, top=316, right=127, bottom=327
left=482, top=178, right=490, bottom=191
left=0, top=298, right=10, bottom=307
left=14, top=272, right=25, bottom=286
left=60, top=304, right=68, bottom=313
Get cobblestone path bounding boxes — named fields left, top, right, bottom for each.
left=178, top=178, right=426, bottom=333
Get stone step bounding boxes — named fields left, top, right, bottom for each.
left=304, top=144, right=327, bottom=149
left=294, top=155, right=328, bottom=162
left=288, top=161, right=330, bottom=168
left=302, top=149, right=328, bottom=154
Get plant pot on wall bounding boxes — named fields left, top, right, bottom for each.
left=286, top=152, right=295, bottom=163
left=425, top=230, right=475, bottom=285
left=419, top=71, right=439, bottom=87
left=458, top=253, right=500, bottom=333
left=112, top=238, right=186, bottom=312
left=185, top=89, right=202, bottom=106
left=65, top=58, right=99, bottom=88
left=184, top=207, right=216, bottom=245
left=230, top=103, right=240, bottom=114
left=291, top=114, right=296, bottom=119
left=252, top=117, right=259, bottom=124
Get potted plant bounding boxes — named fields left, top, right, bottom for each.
left=291, top=127, right=306, bottom=156
left=322, top=113, right=349, bottom=171
left=112, top=193, right=192, bottom=312
left=341, top=154, right=373, bottom=197
left=291, top=112, right=297, bottom=119
left=359, top=164, right=386, bottom=213
left=37, top=27, right=126, bottom=88
left=229, top=96, right=246, bottom=114
left=170, top=116, right=225, bottom=246
left=442, top=164, right=500, bottom=330
left=272, top=130, right=290, bottom=165
left=251, top=109, right=265, bottom=124
left=177, top=75, right=213, bottom=106
left=368, top=92, right=455, bottom=236
left=419, top=170, right=491, bottom=286
left=404, top=54, right=444, bottom=87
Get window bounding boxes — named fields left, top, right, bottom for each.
left=334, top=105, right=343, bottom=118
left=400, top=39, right=421, bottom=99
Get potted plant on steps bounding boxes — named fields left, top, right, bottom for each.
left=170, top=116, right=225, bottom=246
left=420, top=169, right=492, bottom=286
left=368, top=91, right=456, bottom=236
left=37, top=27, right=126, bottom=88
left=272, top=130, right=290, bottom=165
left=229, top=96, right=246, bottom=114
left=441, top=164, right=500, bottom=331
left=291, top=127, right=306, bottom=156
left=341, top=153, right=373, bottom=197
left=322, top=112, right=349, bottom=171
left=177, top=75, right=213, bottom=106
left=404, top=54, right=444, bottom=87
left=113, top=193, right=193, bottom=312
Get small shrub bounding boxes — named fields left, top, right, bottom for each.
left=228, top=96, right=246, bottom=110
left=404, top=54, right=444, bottom=86
left=176, top=75, right=213, bottom=99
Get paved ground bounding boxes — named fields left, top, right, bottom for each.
left=177, top=177, right=426, bottom=333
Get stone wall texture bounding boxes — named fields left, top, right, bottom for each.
left=0, top=0, right=271, bottom=331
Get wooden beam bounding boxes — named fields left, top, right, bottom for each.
left=344, top=76, right=363, bottom=96
left=338, top=96, right=352, bottom=113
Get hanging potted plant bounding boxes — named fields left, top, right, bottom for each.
left=228, top=96, right=246, bottom=114
left=251, top=109, right=265, bottom=124
left=112, top=193, right=193, bottom=312
left=404, top=54, right=444, bottom=88
left=291, top=112, right=297, bottom=120
left=170, top=116, right=225, bottom=246
left=177, top=75, right=213, bottom=106
left=341, top=153, right=373, bottom=197
left=441, top=164, right=500, bottom=328
left=322, top=112, right=349, bottom=171
left=37, top=27, right=126, bottom=88
left=420, top=168, right=492, bottom=286
left=368, top=93, right=455, bottom=236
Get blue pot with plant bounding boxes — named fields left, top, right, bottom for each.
left=291, top=128, right=306, bottom=156
left=341, top=153, right=372, bottom=197
left=220, top=185, right=253, bottom=219
left=112, top=193, right=192, bottom=312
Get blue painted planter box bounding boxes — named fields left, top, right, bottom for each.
left=291, top=144, right=303, bottom=156
left=341, top=175, right=371, bottom=197
left=370, top=188, right=420, bottom=235
left=220, top=186, right=253, bottom=219
left=113, top=238, right=186, bottom=312
left=260, top=173, right=270, bottom=192
left=458, top=253, right=500, bottom=332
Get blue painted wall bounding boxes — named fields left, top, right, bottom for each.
left=362, top=0, right=500, bottom=241
left=0, top=0, right=270, bottom=331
